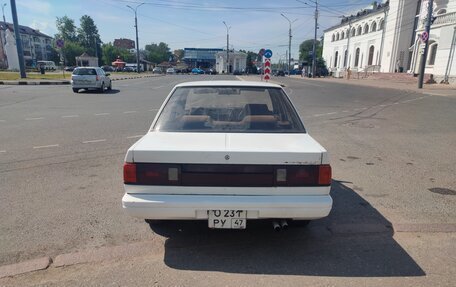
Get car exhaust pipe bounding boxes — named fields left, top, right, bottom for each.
left=280, top=219, right=288, bottom=230
left=272, top=220, right=281, bottom=232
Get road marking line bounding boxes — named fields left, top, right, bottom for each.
left=0, top=120, right=5, bottom=122
left=342, top=110, right=349, bottom=113
left=153, top=85, right=164, bottom=89
left=379, top=104, right=387, bottom=107
left=95, top=113, right=110, bottom=116
left=325, top=112, right=337, bottom=115
left=127, top=135, right=144, bottom=139
left=0, top=150, right=6, bottom=153
left=25, top=117, right=44, bottom=120
left=62, top=115, right=79, bottom=118
left=123, top=111, right=138, bottom=114
left=313, top=114, right=326, bottom=117
left=33, top=144, right=59, bottom=149
left=394, top=102, right=400, bottom=105
left=83, top=139, right=106, bottom=144
left=148, top=109, right=159, bottom=111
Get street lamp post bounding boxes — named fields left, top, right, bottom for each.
left=127, top=3, right=145, bottom=74
left=281, top=14, right=297, bottom=75
left=223, top=21, right=231, bottom=74
left=2, top=3, right=6, bottom=23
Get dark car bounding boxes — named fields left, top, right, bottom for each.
left=64, top=66, right=76, bottom=72
left=274, top=70, right=285, bottom=76
left=102, top=65, right=115, bottom=72
left=123, top=66, right=135, bottom=72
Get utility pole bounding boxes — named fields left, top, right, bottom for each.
left=127, top=2, right=144, bottom=74
left=418, top=0, right=434, bottom=89
left=1, top=3, right=7, bottom=69
left=223, top=21, right=231, bottom=74
left=281, top=14, right=297, bottom=74
left=10, top=0, right=25, bottom=78
left=312, top=0, right=319, bottom=78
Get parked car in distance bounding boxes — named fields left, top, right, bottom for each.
left=123, top=66, right=135, bottom=72
left=152, top=67, right=162, bottom=74
left=166, top=68, right=176, bottom=74
left=274, top=70, right=285, bottom=76
left=122, top=81, right=332, bottom=231
left=191, top=68, right=204, bottom=74
left=37, top=61, right=56, bottom=71
left=64, top=66, right=76, bottom=72
left=101, top=65, right=115, bottom=72
left=71, top=67, right=112, bottom=93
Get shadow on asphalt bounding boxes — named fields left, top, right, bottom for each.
left=147, top=181, right=425, bottom=277
left=77, top=89, right=120, bottom=94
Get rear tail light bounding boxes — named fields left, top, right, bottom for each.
left=124, top=163, right=331, bottom=186
left=275, top=165, right=331, bottom=186
left=96, top=75, right=100, bottom=81
left=123, top=163, right=180, bottom=185
left=123, top=163, right=137, bottom=184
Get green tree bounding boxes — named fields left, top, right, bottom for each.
left=240, top=50, right=259, bottom=74
left=145, top=42, right=171, bottom=63
left=101, top=43, right=135, bottom=65
left=55, top=16, right=77, bottom=42
left=173, top=49, right=185, bottom=61
left=77, top=15, right=100, bottom=57
left=299, top=39, right=325, bottom=69
left=61, top=41, right=84, bottom=66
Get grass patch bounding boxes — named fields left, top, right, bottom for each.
left=0, top=71, right=69, bottom=80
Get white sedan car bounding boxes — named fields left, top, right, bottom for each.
left=71, top=67, right=112, bottom=93
left=122, top=81, right=332, bottom=230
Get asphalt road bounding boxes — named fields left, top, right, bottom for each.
left=0, top=74, right=455, bottom=286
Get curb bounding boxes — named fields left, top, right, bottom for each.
left=0, top=257, right=51, bottom=278
left=0, top=74, right=162, bottom=85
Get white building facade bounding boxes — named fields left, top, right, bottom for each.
left=216, top=51, right=247, bottom=74
left=322, top=0, right=419, bottom=75
left=0, top=22, right=53, bottom=70
left=409, top=0, right=456, bottom=83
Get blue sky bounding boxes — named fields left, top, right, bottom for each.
left=4, top=0, right=377, bottom=60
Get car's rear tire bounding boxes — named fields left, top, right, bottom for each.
left=72, top=88, right=79, bottom=93
left=107, top=81, right=112, bottom=91
left=99, top=83, right=104, bottom=93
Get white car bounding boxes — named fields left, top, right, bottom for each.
left=122, top=81, right=332, bottom=230
left=166, top=68, right=176, bottom=74
left=71, top=67, right=112, bottom=93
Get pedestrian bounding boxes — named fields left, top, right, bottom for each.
left=301, top=67, right=305, bottom=77
left=396, top=59, right=400, bottom=73
left=346, top=67, right=351, bottom=80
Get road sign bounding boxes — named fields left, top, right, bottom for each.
left=264, top=49, right=273, bottom=58
left=264, top=60, right=271, bottom=67
left=264, top=67, right=271, bottom=74
left=421, top=31, right=429, bottom=42
left=56, top=39, right=64, bottom=48
left=264, top=74, right=270, bottom=80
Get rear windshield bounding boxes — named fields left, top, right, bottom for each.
left=153, top=86, right=306, bottom=133
left=72, top=68, right=97, bottom=75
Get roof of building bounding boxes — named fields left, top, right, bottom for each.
left=0, top=21, right=52, bottom=39
left=323, top=0, right=389, bottom=33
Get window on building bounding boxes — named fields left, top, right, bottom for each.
left=332, top=34, right=335, bottom=42
left=351, top=28, right=356, bottom=37
left=364, top=24, right=369, bottom=34
left=428, top=42, right=438, bottom=66
left=343, top=50, right=348, bottom=67
left=436, top=9, right=446, bottom=15
left=336, top=33, right=339, bottom=41
left=368, top=46, right=375, bottom=65
left=371, top=22, right=377, bottom=32
left=354, top=48, right=360, bottom=67
left=357, top=26, right=362, bottom=35
left=379, top=19, right=384, bottom=30
left=341, top=31, right=345, bottom=39
left=334, top=51, right=339, bottom=67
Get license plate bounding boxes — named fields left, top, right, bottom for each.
left=208, top=210, right=247, bottom=229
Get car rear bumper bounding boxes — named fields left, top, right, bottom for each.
left=71, top=82, right=101, bottom=89
left=122, top=193, right=332, bottom=220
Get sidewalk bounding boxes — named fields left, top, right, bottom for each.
left=288, top=75, right=456, bottom=97
left=0, top=73, right=163, bottom=85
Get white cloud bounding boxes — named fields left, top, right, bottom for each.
left=29, top=19, right=56, bottom=36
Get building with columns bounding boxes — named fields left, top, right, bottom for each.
left=322, top=0, right=419, bottom=76
left=409, top=0, right=456, bottom=83
left=215, top=50, right=247, bottom=74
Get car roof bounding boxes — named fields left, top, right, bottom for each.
left=175, top=81, right=282, bottom=88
